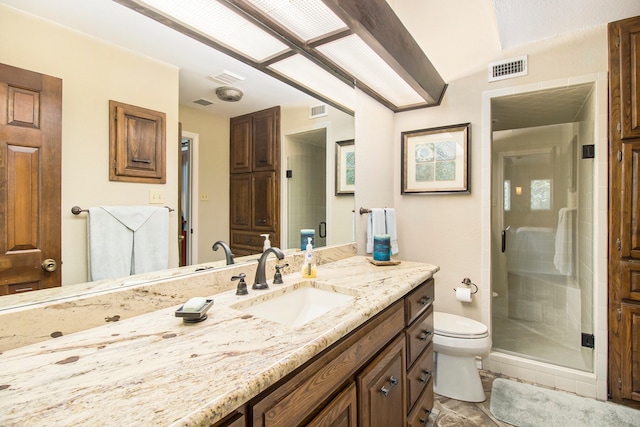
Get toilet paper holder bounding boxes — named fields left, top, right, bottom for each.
left=454, top=277, right=478, bottom=294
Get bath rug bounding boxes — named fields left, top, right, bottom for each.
left=490, top=378, right=639, bottom=427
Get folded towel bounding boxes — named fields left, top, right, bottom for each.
left=553, top=207, right=574, bottom=275
left=385, top=208, right=399, bottom=255
left=366, top=208, right=386, bottom=253
left=88, top=206, right=169, bottom=281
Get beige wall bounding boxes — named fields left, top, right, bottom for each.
left=0, top=5, right=180, bottom=286
left=179, top=105, right=230, bottom=263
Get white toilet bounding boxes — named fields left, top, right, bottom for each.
left=432, top=311, right=491, bottom=402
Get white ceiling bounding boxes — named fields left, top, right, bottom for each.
left=1, top=0, right=640, bottom=118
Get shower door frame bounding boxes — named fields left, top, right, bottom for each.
left=481, top=74, right=606, bottom=400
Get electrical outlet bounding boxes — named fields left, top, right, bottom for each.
left=149, top=189, right=164, bottom=204
left=200, top=192, right=209, bottom=201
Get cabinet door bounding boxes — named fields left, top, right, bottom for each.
left=252, top=106, right=280, bottom=171
left=230, top=115, right=251, bottom=173
left=306, top=382, right=357, bottom=427
left=615, top=18, right=640, bottom=140
left=621, top=302, right=640, bottom=402
left=252, top=171, right=278, bottom=232
left=230, top=173, right=251, bottom=229
left=357, top=335, right=406, bottom=427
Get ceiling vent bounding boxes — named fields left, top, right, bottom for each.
left=488, top=56, right=528, bottom=82
left=309, top=104, right=328, bottom=119
left=193, top=98, right=215, bottom=106
left=209, top=70, right=245, bottom=85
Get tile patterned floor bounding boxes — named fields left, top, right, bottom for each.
left=427, top=371, right=514, bottom=427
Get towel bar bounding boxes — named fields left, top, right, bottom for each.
left=71, top=205, right=174, bottom=215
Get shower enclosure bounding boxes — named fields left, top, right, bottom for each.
left=490, top=83, right=595, bottom=372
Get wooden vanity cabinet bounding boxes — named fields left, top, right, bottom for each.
left=215, top=278, right=435, bottom=427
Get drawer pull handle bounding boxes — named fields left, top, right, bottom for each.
left=419, top=370, right=431, bottom=383
left=419, top=296, right=432, bottom=306
left=418, top=330, right=432, bottom=341
left=380, top=376, right=399, bottom=397
left=380, top=386, right=390, bottom=397
left=389, top=376, right=398, bottom=387
left=419, top=408, right=431, bottom=424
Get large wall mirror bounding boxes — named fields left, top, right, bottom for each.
left=0, top=0, right=355, bottom=302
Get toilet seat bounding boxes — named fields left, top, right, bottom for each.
left=434, top=312, right=488, bottom=339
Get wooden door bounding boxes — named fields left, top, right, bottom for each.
left=0, top=63, right=62, bottom=294
left=608, top=15, right=640, bottom=408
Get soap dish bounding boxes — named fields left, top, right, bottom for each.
left=175, top=299, right=214, bottom=323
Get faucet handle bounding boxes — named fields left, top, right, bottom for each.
left=273, top=263, right=289, bottom=284
left=231, top=273, right=248, bottom=295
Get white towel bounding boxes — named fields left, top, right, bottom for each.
left=553, top=208, right=574, bottom=275
left=88, top=206, right=169, bottom=281
left=385, top=208, right=399, bottom=255
left=366, top=208, right=386, bottom=253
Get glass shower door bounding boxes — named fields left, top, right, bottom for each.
left=491, top=129, right=593, bottom=372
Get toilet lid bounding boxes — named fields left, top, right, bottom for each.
left=434, top=312, right=488, bottom=338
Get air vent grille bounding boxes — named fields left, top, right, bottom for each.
left=193, top=98, right=215, bottom=106
left=488, top=56, right=528, bottom=82
left=209, top=70, right=245, bottom=85
left=309, top=104, right=328, bottom=119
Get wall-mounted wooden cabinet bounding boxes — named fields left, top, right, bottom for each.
left=229, top=106, right=280, bottom=255
left=608, top=15, right=640, bottom=408
left=109, top=100, right=166, bottom=184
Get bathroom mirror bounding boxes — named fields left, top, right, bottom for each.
left=0, top=0, right=355, bottom=301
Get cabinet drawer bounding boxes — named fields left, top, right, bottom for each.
left=406, top=342, right=433, bottom=412
left=405, top=305, right=433, bottom=368
left=405, top=279, right=434, bottom=326
left=230, top=230, right=264, bottom=251
left=406, top=378, right=434, bottom=427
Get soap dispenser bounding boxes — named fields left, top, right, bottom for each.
left=301, top=237, right=317, bottom=278
left=261, top=234, right=271, bottom=251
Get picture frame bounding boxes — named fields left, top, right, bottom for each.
left=335, top=139, right=355, bottom=195
left=401, top=123, right=470, bottom=195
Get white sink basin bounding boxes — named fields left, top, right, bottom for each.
left=232, top=284, right=355, bottom=328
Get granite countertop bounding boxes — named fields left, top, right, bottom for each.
left=0, top=256, right=438, bottom=426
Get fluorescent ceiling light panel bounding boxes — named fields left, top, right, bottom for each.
left=268, top=54, right=355, bottom=111
left=247, top=0, right=348, bottom=41
left=317, top=34, right=425, bottom=107
left=136, top=0, right=288, bottom=61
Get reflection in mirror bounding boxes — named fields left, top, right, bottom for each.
left=0, top=1, right=355, bottom=301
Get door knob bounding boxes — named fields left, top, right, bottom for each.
left=41, top=259, right=58, bottom=272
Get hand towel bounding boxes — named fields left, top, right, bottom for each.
left=88, top=206, right=169, bottom=281
left=385, top=208, right=399, bottom=255
left=553, top=207, right=574, bottom=275
left=366, top=208, right=386, bottom=253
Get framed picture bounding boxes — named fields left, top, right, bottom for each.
left=335, top=139, right=355, bottom=195
left=401, top=123, right=470, bottom=194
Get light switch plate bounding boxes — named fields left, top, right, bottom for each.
left=149, top=189, right=164, bottom=204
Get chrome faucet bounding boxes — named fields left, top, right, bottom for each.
left=253, top=247, right=285, bottom=290
left=212, top=240, right=234, bottom=265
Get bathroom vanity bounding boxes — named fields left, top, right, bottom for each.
left=0, top=255, right=438, bottom=426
